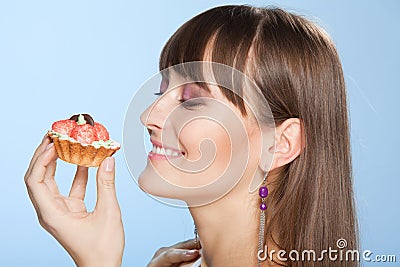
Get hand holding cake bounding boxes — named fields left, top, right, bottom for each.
left=48, top=114, right=120, bottom=167
left=25, top=117, right=124, bottom=267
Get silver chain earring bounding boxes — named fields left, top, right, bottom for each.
left=257, top=176, right=268, bottom=266
left=194, top=224, right=199, bottom=249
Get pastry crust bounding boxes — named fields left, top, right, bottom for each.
left=48, top=133, right=120, bottom=167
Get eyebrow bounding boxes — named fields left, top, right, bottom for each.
left=161, top=68, right=214, bottom=94
left=194, top=82, right=211, bottom=93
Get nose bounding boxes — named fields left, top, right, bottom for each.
left=140, top=98, right=168, bottom=133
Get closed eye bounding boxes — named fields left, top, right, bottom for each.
left=178, top=98, right=205, bottom=109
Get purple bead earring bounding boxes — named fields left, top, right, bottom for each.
left=258, top=177, right=268, bottom=265
left=259, top=186, right=268, bottom=210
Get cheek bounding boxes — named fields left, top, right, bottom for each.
left=179, top=118, right=232, bottom=183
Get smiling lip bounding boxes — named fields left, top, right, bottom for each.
left=148, top=139, right=184, bottom=160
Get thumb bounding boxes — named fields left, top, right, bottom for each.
left=95, top=157, right=120, bottom=216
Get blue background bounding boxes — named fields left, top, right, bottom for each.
left=1, top=0, right=399, bottom=266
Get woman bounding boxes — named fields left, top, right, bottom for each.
left=25, top=5, right=358, bottom=267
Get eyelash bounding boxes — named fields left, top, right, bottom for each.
left=178, top=98, right=204, bottom=109
left=154, top=92, right=203, bottom=109
left=154, top=83, right=205, bottom=110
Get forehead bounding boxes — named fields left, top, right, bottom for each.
left=165, top=68, right=224, bottom=99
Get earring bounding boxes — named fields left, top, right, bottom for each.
left=258, top=176, right=268, bottom=265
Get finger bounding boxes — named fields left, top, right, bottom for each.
left=152, top=239, right=200, bottom=258
left=148, top=249, right=200, bottom=267
left=25, top=143, right=59, bottom=212
left=43, top=154, right=60, bottom=195
left=69, top=166, right=89, bottom=200
left=94, top=157, right=120, bottom=217
left=171, top=239, right=202, bottom=250
left=25, top=134, right=51, bottom=181
left=27, top=142, right=56, bottom=184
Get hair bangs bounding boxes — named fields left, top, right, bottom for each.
left=159, top=5, right=262, bottom=115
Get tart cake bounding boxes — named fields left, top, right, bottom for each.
left=48, top=114, right=120, bottom=167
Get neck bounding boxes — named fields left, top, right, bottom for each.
left=189, top=187, right=260, bottom=267
left=188, top=167, right=285, bottom=267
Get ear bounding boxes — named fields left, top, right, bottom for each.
left=264, top=118, right=304, bottom=171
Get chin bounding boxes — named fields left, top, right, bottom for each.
left=138, top=167, right=184, bottom=200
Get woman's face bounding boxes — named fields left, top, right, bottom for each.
left=138, top=68, right=269, bottom=206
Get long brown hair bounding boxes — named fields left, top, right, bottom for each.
left=160, top=5, right=358, bottom=266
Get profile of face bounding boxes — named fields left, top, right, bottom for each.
left=138, top=63, right=275, bottom=207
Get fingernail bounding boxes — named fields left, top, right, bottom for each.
left=104, top=157, right=114, bottom=172
left=45, top=143, right=54, bottom=151
left=184, top=250, right=198, bottom=256
left=42, top=134, right=48, bottom=142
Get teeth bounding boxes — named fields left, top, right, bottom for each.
left=152, top=145, right=180, bottom=156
